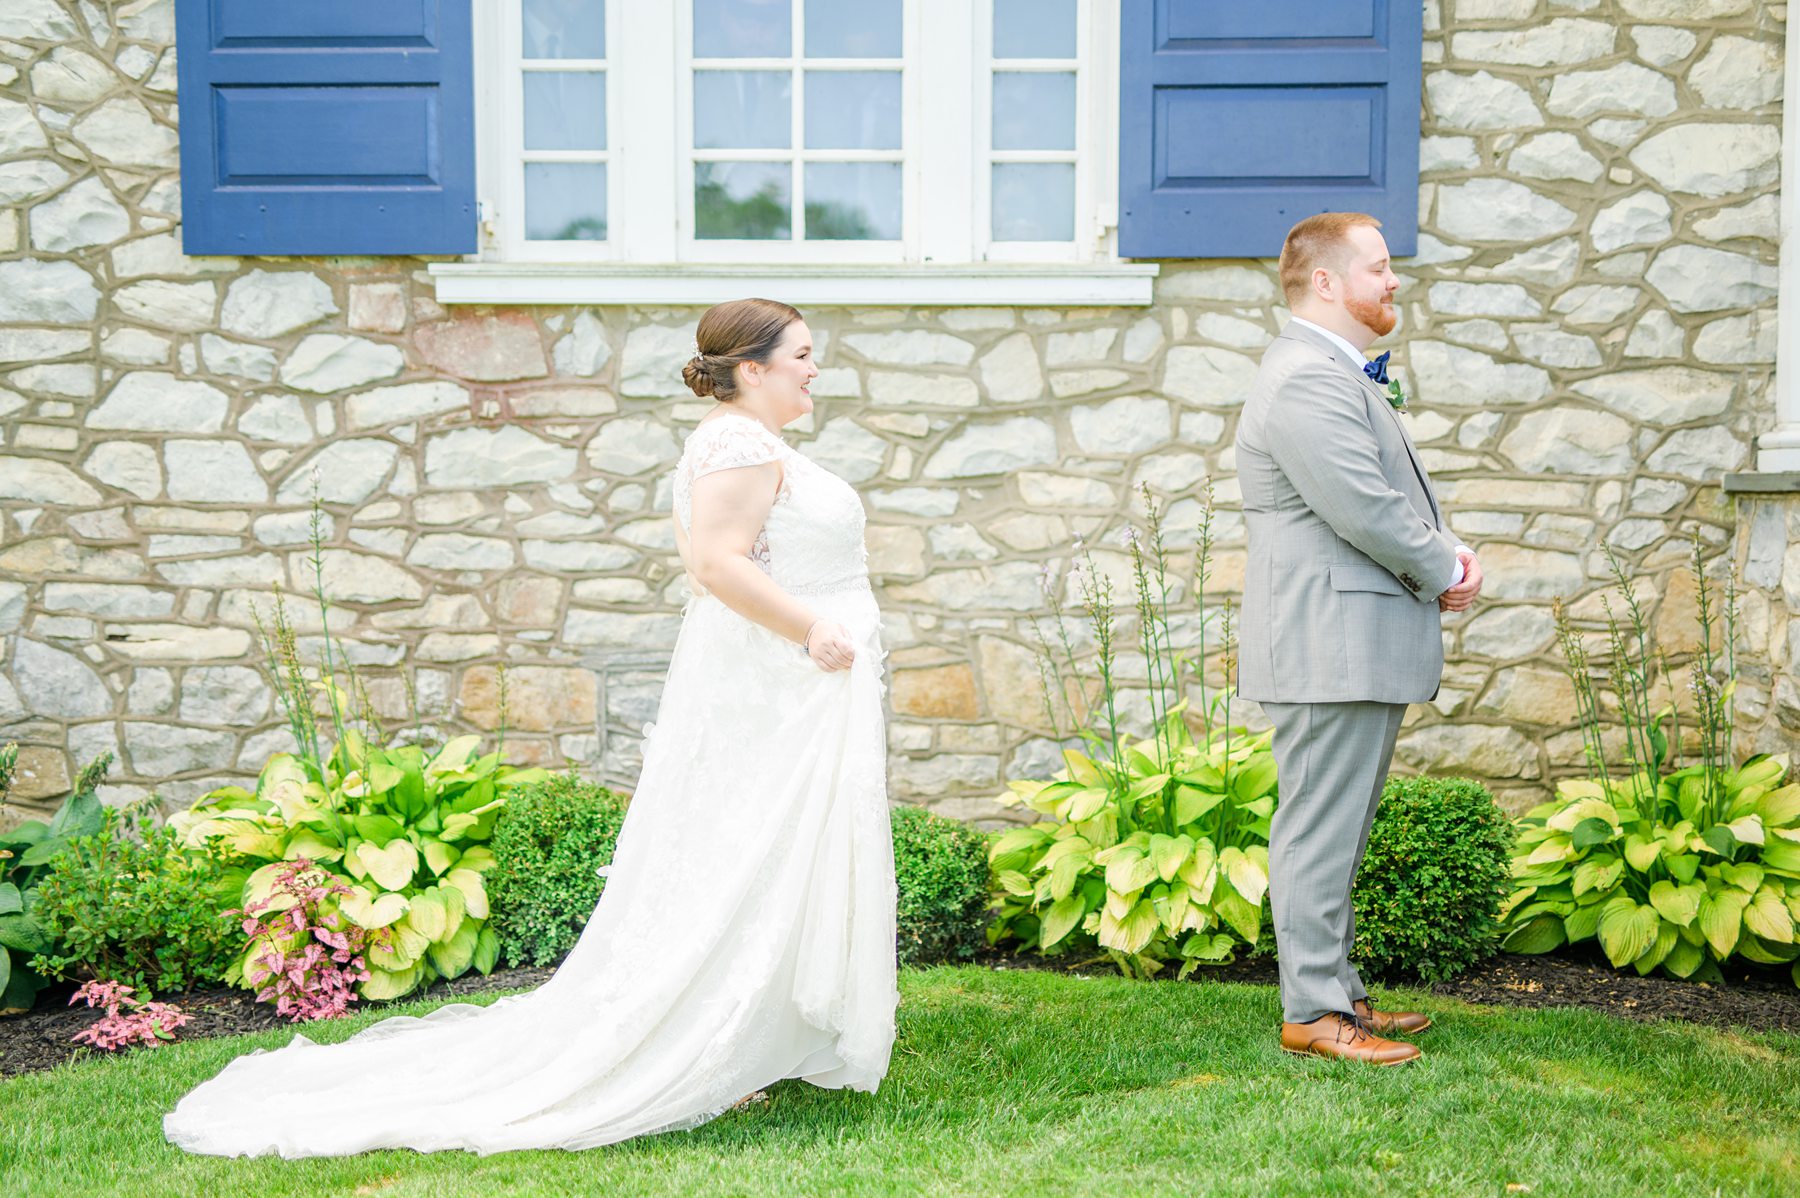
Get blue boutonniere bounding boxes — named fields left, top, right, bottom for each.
left=1363, top=351, right=1407, bottom=411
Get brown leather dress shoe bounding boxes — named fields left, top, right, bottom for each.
left=1280, top=1013, right=1421, bottom=1065
left=1354, top=998, right=1432, bottom=1036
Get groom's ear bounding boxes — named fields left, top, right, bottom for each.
left=1309, top=266, right=1338, bottom=304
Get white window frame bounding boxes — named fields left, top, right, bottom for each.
left=976, top=0, right=1092, bottom=264
left=445, top=0, right=1155, bottom=304
left=487, top=0, right=624, bottom=264
left=673, top=0, right=916, bottom=263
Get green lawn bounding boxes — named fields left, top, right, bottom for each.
left=3, top=966, right=1797, bottom=1197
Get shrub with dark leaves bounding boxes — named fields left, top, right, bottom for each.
left=487, top=775, right=628, bottom=968
left=1351, top=776, right=1515, bottom=984
left=892, top=805, right=990, bottom=966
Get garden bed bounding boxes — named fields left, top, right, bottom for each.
left=7, top=948, right=1796, bottom=1080
left=0, top=964, right=557, bottom=1079
left=1429, top=950, right=1800, bottom=1034
left=981, top=947, right=1800, bottom=1034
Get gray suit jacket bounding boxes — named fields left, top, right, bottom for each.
left=1233, top=322, right=1459, bottom=705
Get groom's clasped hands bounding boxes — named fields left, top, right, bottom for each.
left=1438, top=547, right=1483, bottom=613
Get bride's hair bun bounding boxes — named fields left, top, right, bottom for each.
left=680, top=297, right=804, bottom=402
left=681, top=354, right=716, bottom=398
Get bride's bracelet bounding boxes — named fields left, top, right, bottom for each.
left=800, top=619, right=821, bottom=656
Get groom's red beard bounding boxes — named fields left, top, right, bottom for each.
left=1347, top=291, right=1397, bottom=338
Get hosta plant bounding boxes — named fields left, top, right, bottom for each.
left=173, top=729, right=548, bottom=1002
left=989, top=715, right=1276, bottom=979
left=1504, top=536, right=1799, bottom=987
left=990, top=485, right=1278, bottom=979
left=1501, top=757, right=1799, bottom=986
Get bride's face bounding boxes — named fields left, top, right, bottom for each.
left=740, top=319, right=818, bottom=425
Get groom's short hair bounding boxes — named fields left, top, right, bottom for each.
left=1279, top=212, right=1383, bottom=305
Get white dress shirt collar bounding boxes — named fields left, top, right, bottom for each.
left=1290, top=316, right=1376, bottom=370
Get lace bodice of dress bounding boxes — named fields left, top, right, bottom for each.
left=673, top=413, right=870, bottom=596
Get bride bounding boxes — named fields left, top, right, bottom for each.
left=165, top=298, right=899, bottom=1157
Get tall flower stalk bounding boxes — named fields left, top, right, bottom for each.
left=302, top=472, right=356, bottom=775
left=1552, top=597, right=1607, bottom=782
left=250, top=475, right=472, bottom=781
left=1690, top=531, right=1738, bottom=826
left=1072, top=539, right=1124, bottom=782
left=1191, top=479, right=1217, bottom=743
left=1032, top=559, right=1088, bottom=737
left=1552, top=527, right=1742, bottom=800
left=1032, top=483, right=1235, bottom=771
left=1217, top=597, right=1236, bottom=797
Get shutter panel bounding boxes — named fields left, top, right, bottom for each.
left=1118, top=0, right=1421, bottom=259
left=176, top=0, right=477, bottom=255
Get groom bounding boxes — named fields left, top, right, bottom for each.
left=1234, top=212, right=1482, bottom=1064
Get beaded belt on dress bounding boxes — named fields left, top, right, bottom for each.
left=785, top=575, right=873, bottom=597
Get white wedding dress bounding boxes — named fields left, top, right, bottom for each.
left=165, top=412, right=898, bottom=1158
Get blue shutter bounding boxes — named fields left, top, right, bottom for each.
left=1118, top=0, right=1421, bottom=259
left=176, top=0, right=477, bottom=255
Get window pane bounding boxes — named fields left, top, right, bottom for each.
left=523, top=0, right=605, bottom=58
left=694, top=70, right=791, bottom=149
left=994, top=0, right=1076, bottom=58
left=993, top=72, right=1075, bottom=151
left=525, top=162, right=607, bottom=240
left=993, top=163, right=1073, bottom=240
left=524, top=72, right=606, bottom=151
left=694, top=0, right=791, bottom=57
left=696, top=161, right=791, bottom=239
left=805, top=0, right=901, bottom=57
left=804, top=162, right=900, bottom=240
left=805, top=71, right=900, bottom=150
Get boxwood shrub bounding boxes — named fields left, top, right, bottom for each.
left=1351, top=775, right=1516, bottom=983
left=486, top=774, right=628, bottom=968
left=892, top=804, right=990, bottom=966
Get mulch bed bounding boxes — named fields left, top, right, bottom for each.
left=4, top=950, right=1795, bottom=1080
left=979, top=944, right=1800, bottom=1036
left=0, top=965, right=557, bottom=1080
left=1428, top=949, right=1800, bottom=1035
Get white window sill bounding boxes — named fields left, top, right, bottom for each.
left=426, top=261, right=1160, bottom=307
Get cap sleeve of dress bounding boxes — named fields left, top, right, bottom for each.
left=687, top=416, right=782, bottom=482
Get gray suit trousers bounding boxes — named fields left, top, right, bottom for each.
left=1261, top=700, right=1406, bottom=1024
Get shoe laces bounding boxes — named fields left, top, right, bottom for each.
left=1334, top=1012, right=1376, bottom=1044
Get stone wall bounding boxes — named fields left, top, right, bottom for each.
left=0, top=0, right=1791, bottom=825
left=1732, top=491, right=1800, bottom=754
